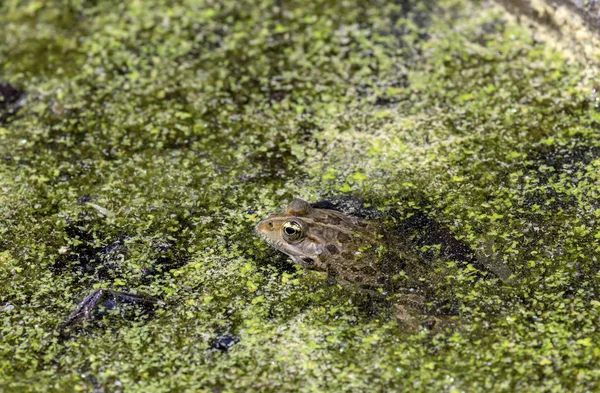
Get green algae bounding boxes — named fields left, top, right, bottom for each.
left=1, top=0, right=600, bottom=391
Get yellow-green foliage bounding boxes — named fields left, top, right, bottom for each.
left=1, top=0, right=599, bottom=391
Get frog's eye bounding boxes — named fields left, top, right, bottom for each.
left=281, top=221, right=304, bottom=242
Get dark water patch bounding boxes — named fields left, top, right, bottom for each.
left=53, top=219, right=128, bottom=278
left=210, top=334, right=240, bottom=353
left=521, top=184, right=579, bottom=213
left=474, top=19, right=508, bottom=47
left=253, top=249, right=297, bottom=275
left=0, top=82, right=24, bottom=109
left=59, top=289, right=161, bottom=335
left=54, top=213, right=192, bottom=283
left=391, top=0, right=434, bottom=32
left=312, top=195, right=386, bottom=220
left=310, top=200, right=341, bottom=211
left=81, top=373, right=105, bottom=393
left=77, top=194, right=96, bottom=204
left=391, top=207, right=490, bottom=273
left=0, top=1, right=90, bottom=78
left=521, top=138, right=600, bottom=212
left=526, top=142, right=600, bottom=181
left=376, top=0, right=436, bottom=83
left=0, top=82, right=26, bottom=124
left=243, top=141, right=298, bottom=182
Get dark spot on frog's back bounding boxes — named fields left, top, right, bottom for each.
left=326, top=244, right=339, bottom=254
left=337, top=232, right=351, bottom=243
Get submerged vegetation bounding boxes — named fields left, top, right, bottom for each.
left=1, top=0, right=599, bottom=391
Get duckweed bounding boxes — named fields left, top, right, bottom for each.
left=1, top=0, right=599, bottom=391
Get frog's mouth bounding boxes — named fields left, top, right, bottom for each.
left=290, top=255, right=324, bottom=270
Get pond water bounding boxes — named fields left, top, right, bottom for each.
left=1, top=0, right=599, bottom=391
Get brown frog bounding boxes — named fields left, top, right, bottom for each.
left=255, top=198, right=443, bottom=329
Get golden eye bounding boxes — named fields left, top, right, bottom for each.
left=281, top=221, right=304, bottom=242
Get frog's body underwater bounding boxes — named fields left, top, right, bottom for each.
left=255, top=198, right=510, bottom=330
left=255, top=199, right=385, bottom=285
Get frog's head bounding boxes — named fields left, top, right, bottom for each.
left=255, top=198, right=372, bottom=270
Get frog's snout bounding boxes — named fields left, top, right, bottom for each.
left=255, top=220, right=275, bottom=235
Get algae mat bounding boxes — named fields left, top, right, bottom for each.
left=1, top=0, right=600, bottom=392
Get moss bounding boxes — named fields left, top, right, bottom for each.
left=1, top=0, right=600, bottom=391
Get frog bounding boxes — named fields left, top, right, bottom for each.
left=255, top=198, right=502, bottom=330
